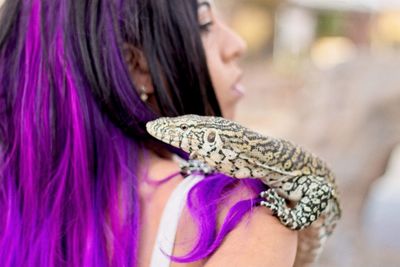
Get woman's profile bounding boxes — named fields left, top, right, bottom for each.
left=0, top=0, right=298, bottom=266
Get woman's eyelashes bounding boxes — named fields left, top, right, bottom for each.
left=199, top=21, right=214, bottom=33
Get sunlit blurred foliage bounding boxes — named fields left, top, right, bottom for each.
left=371, top=11, right=400, bottom=49
left=311, top=37, right=356, bottom=69
left=316, top=12, right=346, bottom=37
left=231, top=5, right=273, bottom=55
left=216, top=0, right=278, bottom=59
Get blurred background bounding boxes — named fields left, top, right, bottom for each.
left=216, top=0, right=400, bottom=266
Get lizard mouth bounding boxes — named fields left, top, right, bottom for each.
left=146, top=122, right=197, bottom=152
left=147, top=128, right=179, bottom=143
left=146, top=119, right=198, bottom=152
left=145, top=120, right=161, bottom=137
left=146, top=121, right=182, bottom=144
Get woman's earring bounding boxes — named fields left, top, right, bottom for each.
left=140, top=85, right=149, bottom=102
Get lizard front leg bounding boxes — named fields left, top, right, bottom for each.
left=259, top=175, right=333, bottom=230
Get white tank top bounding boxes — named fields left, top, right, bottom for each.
left=149, top=175, right=204, bottom=267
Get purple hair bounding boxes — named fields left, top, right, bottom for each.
left=0, top=0, right=267, bottom=266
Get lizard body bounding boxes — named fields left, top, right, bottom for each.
left=146, top=115, right=341, bottom=267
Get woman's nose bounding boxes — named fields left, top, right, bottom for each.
left=221, top=25, right=248, bottom=62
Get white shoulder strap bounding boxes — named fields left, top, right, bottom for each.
left=150, top=175, right=203, bottom=267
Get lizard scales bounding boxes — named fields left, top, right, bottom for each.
left=146, top=114, right=341, bottom=267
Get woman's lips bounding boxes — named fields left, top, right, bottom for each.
left=232, top=71, right=245, bottom=97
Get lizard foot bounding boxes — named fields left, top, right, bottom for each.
left=260, top=176, right=334, bottom=231
left=259, top=189, right=294, bottom=226
left=260, top=188, right=304, bottom=230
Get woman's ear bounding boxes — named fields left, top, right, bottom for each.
left=123, top=43, right=154, bottom=95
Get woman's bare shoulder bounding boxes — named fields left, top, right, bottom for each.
left=146, top=153, right=181, bottom=177
left=204, top=184, right=298, bottom=267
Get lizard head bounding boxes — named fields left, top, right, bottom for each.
left=146, top=115, right=204, bottom=151
left=146, top=115, right=245, bottom=171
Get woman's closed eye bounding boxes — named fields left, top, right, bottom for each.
left=199, top=21, right=213, bottom=33
left=198, top=1, right=214, bottom=33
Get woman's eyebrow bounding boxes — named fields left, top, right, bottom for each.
left=198, top=1, right=212, bottom=9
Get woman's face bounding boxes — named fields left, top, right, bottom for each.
left=197, top=0, right=247, bottom=119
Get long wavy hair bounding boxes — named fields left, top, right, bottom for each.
left=0, top=0, right=266, bottom=266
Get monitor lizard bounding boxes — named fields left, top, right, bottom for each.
left=146, top=114, right=341, bottom=267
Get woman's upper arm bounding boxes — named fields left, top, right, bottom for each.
left=203, top=207, right=298, bottom=267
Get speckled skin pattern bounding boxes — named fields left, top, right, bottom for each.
left=146, top=115, right=341, bottom=267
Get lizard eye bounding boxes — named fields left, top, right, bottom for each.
left=207, top=131, right=216, bottom=143
left=180, top=124, right=188, bottom=130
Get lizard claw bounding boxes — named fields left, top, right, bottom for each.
left=260, top=189, right=286, bottom=207
left=179, top=159, right=215, bottom=177
left=189, top=152, right=197, bottom=160
left=260, top=189, right=285, bottom=215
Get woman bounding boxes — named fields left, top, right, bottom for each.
left=0, top=0, right=298, bottom=266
